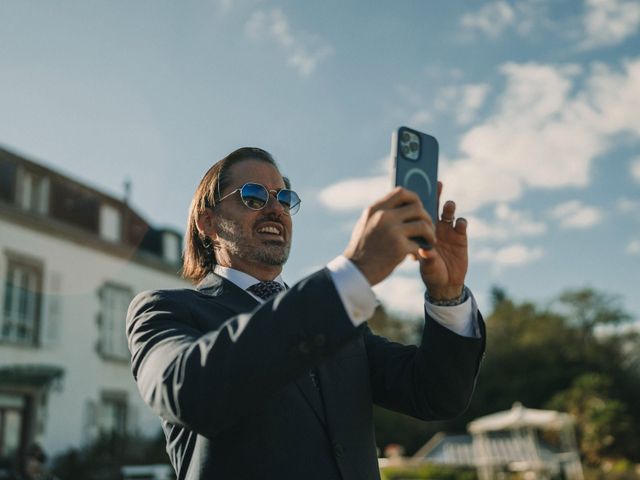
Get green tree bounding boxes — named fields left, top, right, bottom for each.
left=547, top=373, right=634, bottom=465
left=554, top=288, right=632, bottom=334
left=371, top=286, right=640, bottom=462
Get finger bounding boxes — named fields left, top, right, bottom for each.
left=394, top=202, right=432, bottom=225
left=418, top=246, right=438, bottom=260
left=436, top=181, right=443, bottom=218
left=372, top=187, right=422, bottom=212
left=400, top=220, right=437, bottom=247
left=441, top=200, right=456, bottom=223
left=454, top=217, right=468, bottom=235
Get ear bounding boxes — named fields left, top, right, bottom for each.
left=196, top=209, right=218, bottom=240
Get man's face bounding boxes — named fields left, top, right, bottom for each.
left=212, top=159, right=292, bottom=273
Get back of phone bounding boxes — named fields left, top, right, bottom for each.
left=392, top=126, right=439, bottom=223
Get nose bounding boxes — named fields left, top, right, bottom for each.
left=263, top=191, right=285, bottom=215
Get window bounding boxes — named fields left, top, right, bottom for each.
left=18, top=169, right=49, bottom=215
left=98, top=284, right=132, bottom=360
left=99, top=204, right=122, bottom=243
left=0, top=156, right=17, bottom=203
left=97, top=392, right=127, bottom=440
left=50, top=178, right=99, bottom=232
left=162, top=230, right=181, bottom=264
left=2, top=255, right=42, bottom=346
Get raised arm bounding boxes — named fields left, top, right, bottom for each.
left=127, top=269, right=359, bottom=439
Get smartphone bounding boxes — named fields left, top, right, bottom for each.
left=391, top=126, right=439, bottom=249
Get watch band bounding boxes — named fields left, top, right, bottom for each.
left=427, top=286, right=468, bottom=306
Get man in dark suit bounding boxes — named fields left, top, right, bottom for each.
left=127, top=147, right=485, bottom=480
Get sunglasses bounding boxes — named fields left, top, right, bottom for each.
left=218, top=182, right=301, bottom=215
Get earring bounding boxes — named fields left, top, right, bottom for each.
left=200, top=235, right=214, bottom=268
left=201, top=235, right=212, bottom=249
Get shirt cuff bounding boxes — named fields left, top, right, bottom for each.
left=424, top=288, right=480, bottom=338
left=326, top=255, right=378, bottom=327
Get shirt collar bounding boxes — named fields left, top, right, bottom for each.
left=213, top=265, right=285, bottom=292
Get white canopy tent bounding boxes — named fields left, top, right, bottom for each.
left=469, top=403, right=574, bottom=433
left=468, top=403, right=584, bottom=480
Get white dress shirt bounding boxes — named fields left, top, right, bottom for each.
left=214, top=255, right=478, bottom=338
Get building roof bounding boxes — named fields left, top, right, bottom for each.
left=0, top=145, right=183, bottom=274
left=412, top=432, right=563, bottom=468
left=468, top=402, right=574, bottom=433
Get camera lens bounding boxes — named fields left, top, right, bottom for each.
left=402, top=132, right=410, bottom=142
left=410, top=141, right=418, bottom=152
left=401, top=145, right=410, bottom=156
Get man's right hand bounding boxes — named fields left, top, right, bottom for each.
left=343, top=187, right=436, bottom=286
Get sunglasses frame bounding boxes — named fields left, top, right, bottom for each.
left=217, top=182, right=301, bottom=215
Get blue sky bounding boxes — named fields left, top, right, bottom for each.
left=1, top=0, right=639, bottom=320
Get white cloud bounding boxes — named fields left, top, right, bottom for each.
left=244, top=8, right=332, bottom=77
left=631, top=157, right=640, bottom=183
left=460, top=84, right=491, bottom=123
left=460, top=1, right=516, bottom=38
left=581, top=0, right=640, bottom=49
left=466, top=204, right=547, bottom=241
left=448, top=59, right=640, bottom=213
left=627, top=239, right=640, bottom=254
left=373, top=274, right=425, bottom=317
left=616, top=197, right=640, bottom=213
left=460, top=0, right=640, bottom=50
left=215, top=0, right=234, bottom=15
left=458, top=63, right=595, bottom=187
left=435, top=83, right=491, bottom=126
left=460, top=1, right=545, bottom=39
left=320, top=58, right=640, bottom=217
left=439, top=158, right=524, bottom=213
left=474, top=243, right=545, bottom=269
left=404, top=82, right=490, bottom=131
left=409, top=110, right=432, bottom=127
left=550, top=200, right=604, bottom=229
left=318, top=175, right=388, bottom=212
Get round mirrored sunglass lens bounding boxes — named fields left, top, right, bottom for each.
left=240, top=183, right=269, bottom=210
left=276, top=190, right=293, bottom=208
left=277, top=190, right=300, bottom=213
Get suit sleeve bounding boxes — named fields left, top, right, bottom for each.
left=366, top=308, right=485, bottom=420
left=127, top=269, right=360, bottom=438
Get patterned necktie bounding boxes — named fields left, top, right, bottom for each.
left=246, top=281, right=285, bottom=300
left=246, top=281, right=321, bottom=392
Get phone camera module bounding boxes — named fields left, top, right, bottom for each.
left=400, top=130, right=420, bottom=161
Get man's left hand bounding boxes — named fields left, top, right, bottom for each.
left=416, top=182, right=468, bottom=300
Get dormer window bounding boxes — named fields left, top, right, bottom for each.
left=99, top=204, right=122, bottom=243
left=18, top=168, right=49, bottom=215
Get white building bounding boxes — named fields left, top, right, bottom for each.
left=0, top=146, right=189, bottom=466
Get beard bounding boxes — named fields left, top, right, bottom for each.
left=215, top=216, right=290, bottom=266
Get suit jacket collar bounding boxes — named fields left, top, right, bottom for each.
left=196, top=271, right=328, bottom=426
left=196, top=272, right=259, bottom=314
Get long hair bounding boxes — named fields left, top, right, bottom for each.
left=182, top=147, right=287, bottom=284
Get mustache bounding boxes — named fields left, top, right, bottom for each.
left=254, top=214, right=285, bottom=228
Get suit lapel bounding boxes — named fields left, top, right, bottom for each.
left=294, top=372, right=327, bottom=425
left=196, top=272, right=259, bottom=313
left=197, top=272, right=328, bottom=425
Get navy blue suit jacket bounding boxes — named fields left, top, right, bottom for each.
left=126, top=269, right=485, bottom=480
